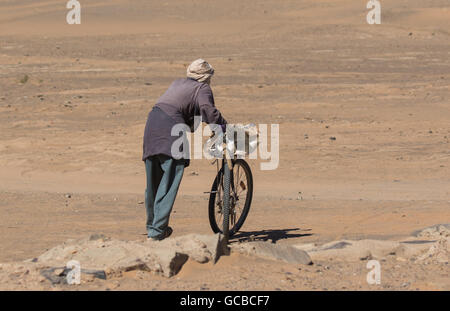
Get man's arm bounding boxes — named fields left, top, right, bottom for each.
left=196, top=84, right=227, bottom=127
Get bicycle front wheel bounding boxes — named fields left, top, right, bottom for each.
left=208, top=159, right=253, bottom=237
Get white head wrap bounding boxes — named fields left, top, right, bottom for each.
left=187, top=59, right=214, bottom=83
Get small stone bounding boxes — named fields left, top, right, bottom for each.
left=54, top=268, right=65, bottom=276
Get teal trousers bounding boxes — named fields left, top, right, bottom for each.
left=145, top=155, right=185, bottom=239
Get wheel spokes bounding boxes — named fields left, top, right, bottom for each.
left=214, top=162, right=250, bottom=233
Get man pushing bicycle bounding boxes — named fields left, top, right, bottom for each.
left=142, top=59, right=227, bottom=241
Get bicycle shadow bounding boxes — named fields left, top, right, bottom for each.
left=230, top=228, right=313, bottom=244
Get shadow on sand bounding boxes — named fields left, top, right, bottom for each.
left=230, top=228, right=313, bottom=244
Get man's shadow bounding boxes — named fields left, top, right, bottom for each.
left=230, top=228, right=313, bottom=244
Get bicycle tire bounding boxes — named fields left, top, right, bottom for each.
left=208, top=159, right=253, bottom=237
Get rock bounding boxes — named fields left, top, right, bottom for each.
left=100, top=248, right=188, bottom=278
left=157, top=233, right=228, bottom=264
left=294, top=239, right=430, bottom=262
left=88, top=234, right=109, bottom=241
left=231, top=241, right=312, bottom=265
left=412, top=224, right=450, bottom=239
left=11, top=233, right=227, bottom=286
left=20, top=75, right=29, bottom=84
left=294, top=243, right=317, bottom=251
left=416, top=237, right=449, bottom=264
left=34, top=239, right=183, bottom=278
left=0, top=262, right=46, bottom=290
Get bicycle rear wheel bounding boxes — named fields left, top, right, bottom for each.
left=208, top=159, right=253, bottom=237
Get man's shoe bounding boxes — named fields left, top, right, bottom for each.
left=150, top=226, right=173, bottom=241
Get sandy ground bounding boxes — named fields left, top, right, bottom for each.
left=0, top=0, right=449, bottom=290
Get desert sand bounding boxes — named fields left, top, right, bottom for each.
left=0, top=0, right=449, bottom=290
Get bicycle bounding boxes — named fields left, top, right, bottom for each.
left=205, top=125, right=256, bottom=243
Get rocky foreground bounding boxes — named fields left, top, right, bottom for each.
left=0, top=224, right=448, bottom=290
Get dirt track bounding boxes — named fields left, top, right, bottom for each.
left=0, top=0, right=449, bottom=290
